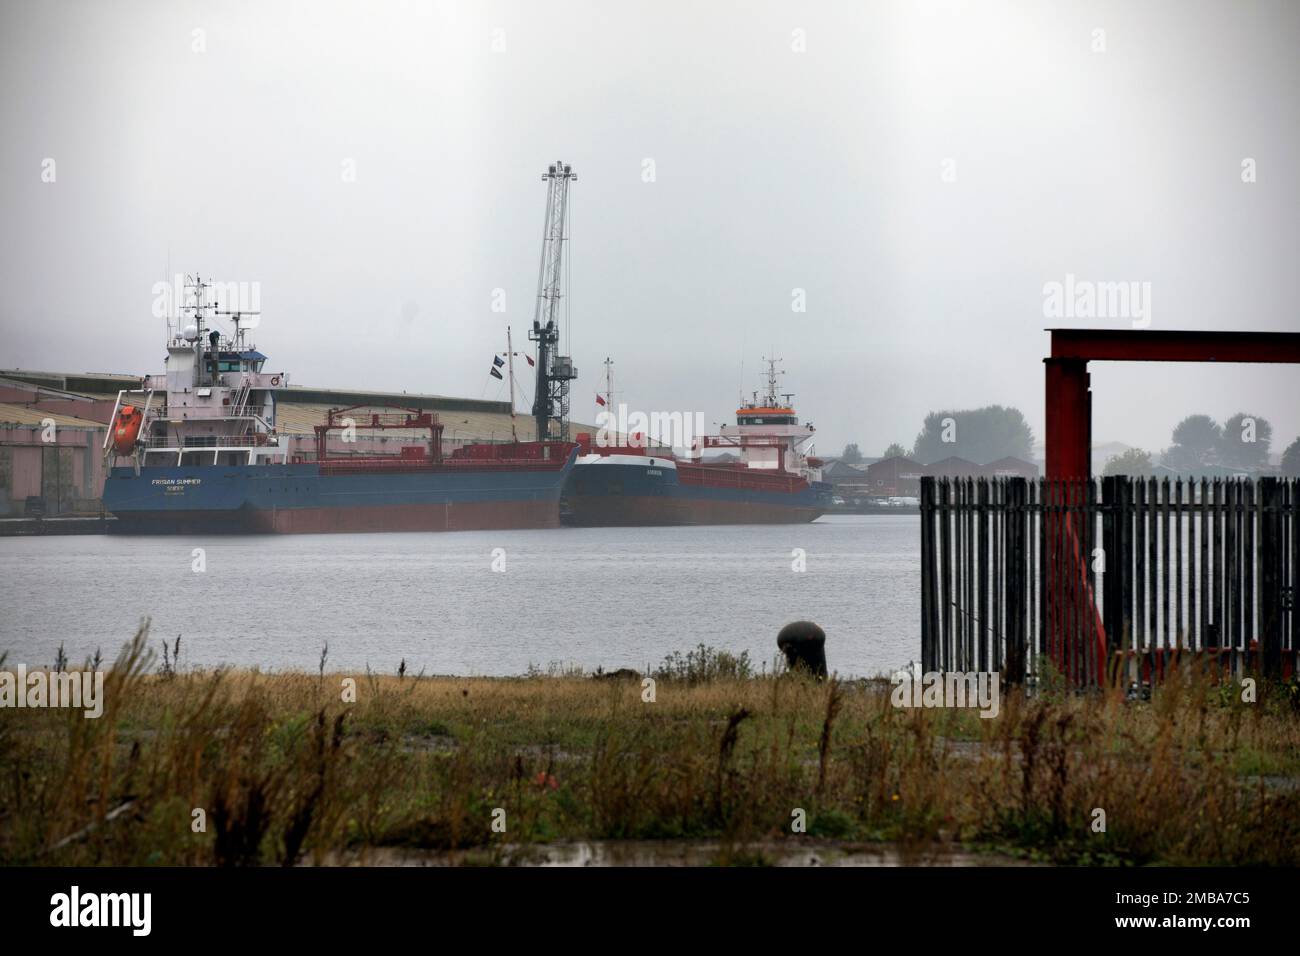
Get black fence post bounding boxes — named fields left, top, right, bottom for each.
left=978, top=478, right=990, bottom=674
left=1291, top=480, right=1299, bottom=673
left=1290, top=479, right=1299, bottom=673
left=1005, top=477, right=1027, bottom=685
left=920, top=476, right=936, bottom=672
left=1259, top=478, right=1281, bottom=680
left=1101, top=476, right=1122, bottom=681
left=940, top=478, right=952, bottom=674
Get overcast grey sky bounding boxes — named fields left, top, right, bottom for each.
left=2, top=0, right=1296, bottom=458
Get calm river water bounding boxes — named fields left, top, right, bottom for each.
left=0, top=515, right=919, bottom=677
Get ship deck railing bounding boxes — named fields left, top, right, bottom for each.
left=143, top=410, right=274, bottom=427
left=317, top=455, right=571, bottom=475
left=703, top=435, right=793, bottom=447
left=144, top=435, right=280, bottom=449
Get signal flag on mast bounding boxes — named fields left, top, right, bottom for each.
left=595, top=394, right=607, bottom=406
left=490, top=366, right=503, bottom=380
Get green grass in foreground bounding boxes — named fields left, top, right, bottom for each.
left=2, top=627, right=1299, bottom=866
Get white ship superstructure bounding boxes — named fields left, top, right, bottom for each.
left=104, top=275, right=291, bottom=469
left=702, top=357, right=822, bottom=481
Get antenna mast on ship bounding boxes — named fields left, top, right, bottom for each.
left=529, top=160, right=578, bottom=441
left=761, top=355, right=786, bottom=406
left=506, top=326, right=518, bottom=441
left=180, top=275, right=217, bottom=387
left=603, top=356, right=614, bottom=410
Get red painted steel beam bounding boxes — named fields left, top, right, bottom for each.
left=1049, top=329, right=1300, bottom=363
left=1044, top=358, right=1091, bottom=481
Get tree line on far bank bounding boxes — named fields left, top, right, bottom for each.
left=838, top=407, right=1300, bottom=477
left=1099, top=413, right=1300, bottom=477
left=841, top=405, right=1033, bottom=466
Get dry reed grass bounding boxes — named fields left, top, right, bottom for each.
left=2, top=624, right=1298, bottom=866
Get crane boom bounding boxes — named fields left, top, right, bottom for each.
left=529, top=160, right=578, bottom=441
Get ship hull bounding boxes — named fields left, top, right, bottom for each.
left=103, top=455, right=576, bottom=535
left=563, top=494, right=822, bottom=526
left=561, top=457, right=829, bottom=527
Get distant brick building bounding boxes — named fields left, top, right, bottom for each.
left=820, top=458, right=875, bottom=497
left=820, top=458, right=866, bottom=483
left=923, top=456, right=982, bottom=479
left=864, top=455, right=924, bottom=497
left=0, top=377, right=115, bottom=515
left=981, top=456, right=1039, bottom=479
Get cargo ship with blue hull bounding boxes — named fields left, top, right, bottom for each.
left=101, top=275, right=576, bottom=534
left=562, top=359, right=832, bottom=526
left=105, top=447, right=577, bottom=535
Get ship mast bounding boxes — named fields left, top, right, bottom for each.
left=506, top=326, right=517, bottom=441
left=181, top=275, right=216, bottom=387
left=529, top=161, right=578, bottom=441
left=603, top=356, right=614, bottom=410
left=761, top=355, right=786, bottom=406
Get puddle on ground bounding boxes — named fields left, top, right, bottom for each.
left=313, top=841, right=1036, bottom=867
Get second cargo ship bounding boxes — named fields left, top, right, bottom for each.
left=562, top=359, right=832, bottom=526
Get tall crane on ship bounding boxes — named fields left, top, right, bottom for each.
left=529, top=161, right=579, bottom=441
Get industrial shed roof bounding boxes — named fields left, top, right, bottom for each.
left=0, top=371, right=606, bottom=444
left=0, top=403, right=106, bottom=430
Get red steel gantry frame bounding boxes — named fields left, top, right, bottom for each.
left=1043, top=328, right=1300, bottom=683
left=1046, top=329, right=1300, bottom=481
left=313, top=405, right=442, bottom=463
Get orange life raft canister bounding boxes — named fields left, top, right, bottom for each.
left=112, top=405, right=143, bottom=456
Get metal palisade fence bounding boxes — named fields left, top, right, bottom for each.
left=920, top=475, right=1299, bottom=689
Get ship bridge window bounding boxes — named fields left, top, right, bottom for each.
left=739, top=415, right=796, bottom=425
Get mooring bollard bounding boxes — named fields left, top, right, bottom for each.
left=777, top=621, right=827, bottom=678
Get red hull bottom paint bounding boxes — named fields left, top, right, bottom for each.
left=113, top=500, right=560, bottom=535
left=562, top=495, right=820, bottom=527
